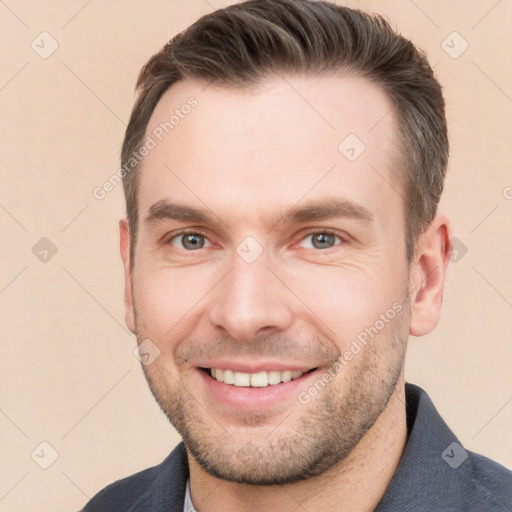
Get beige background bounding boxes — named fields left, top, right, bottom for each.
left=1, top=1, right=511, bottom=511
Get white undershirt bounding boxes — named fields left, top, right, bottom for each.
left=183, top=478, right=198, bottom=512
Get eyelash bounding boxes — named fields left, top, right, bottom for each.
left=163, top=229, right=211, bottom=246
left=297, top=229, right=344, bottom=250
left=163, top=228, right=346, bottom=251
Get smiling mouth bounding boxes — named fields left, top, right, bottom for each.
left=201, top=367, right=318, bottom=388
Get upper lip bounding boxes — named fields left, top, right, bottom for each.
left=196, top=360, right=319, bottom=373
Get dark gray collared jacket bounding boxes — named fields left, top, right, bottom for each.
left=82, top=384, right=512, bottom=511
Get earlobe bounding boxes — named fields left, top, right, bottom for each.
left=119, top=219, right=136, bottom=333
left=409, top=215, right=451, bottom=337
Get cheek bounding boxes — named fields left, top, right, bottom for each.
left=133, top=267, right=214, bottom=344
left=133, top=249, right=407, bottom=355
left=281, top=260, right=404, bottom=343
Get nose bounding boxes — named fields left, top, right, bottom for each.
left=207, top=251, right=294, bottom=342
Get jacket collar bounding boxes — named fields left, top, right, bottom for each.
left=375, top=383, right=469, bottom=510
left=133, top=383, right=470, bottom=511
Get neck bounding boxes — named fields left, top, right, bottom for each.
left=187, top=379, right=407, bottom=512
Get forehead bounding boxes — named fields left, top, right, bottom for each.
left=137, top=74, right=404, bottom=231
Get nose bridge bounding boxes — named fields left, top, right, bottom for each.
left=207, top=249, right=293, bottom=341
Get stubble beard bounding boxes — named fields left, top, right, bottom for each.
left=137, top=298, right=410, bottom=485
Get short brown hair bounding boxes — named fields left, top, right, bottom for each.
left=122, top=0, right=448, bottom=263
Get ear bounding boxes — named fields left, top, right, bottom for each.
left=409, top=215, right=451, bottom=336
left=119, top=218, right=136, bottom=334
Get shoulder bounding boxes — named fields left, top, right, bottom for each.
left=80, top=442, right=189, bottom=512
left=377, top=384, right=512, bottom=512
left=465, top=450, right=512, bottom=510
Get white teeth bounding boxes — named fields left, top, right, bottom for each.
left=223, top=369, right=234, bottom=385
left=233, top=372, right=250, bottom=387
left=250, top=371, right=268, bottom=387
left=209, top=368, right=305, bottom=387
left=281, top=370, right=292, bottom=383
left=268, top=371, right=281, bottom=385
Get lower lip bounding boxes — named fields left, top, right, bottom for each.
left=197, top=369, right=319, bottom=411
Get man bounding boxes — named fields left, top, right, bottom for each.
left=82, top=0, right=512, bottom=510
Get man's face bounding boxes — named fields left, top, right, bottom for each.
left=123, top=75, right=413, bottom=484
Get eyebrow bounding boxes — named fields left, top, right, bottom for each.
left=146, top=201, right=213, bottom=225
left=144, top=197, right=374, bottom=229
left=278, top=197, right=374, bottom=226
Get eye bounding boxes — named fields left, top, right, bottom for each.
left=299, top=231, right=343, bottom=250
left=169, top=232, right=211, bottom=250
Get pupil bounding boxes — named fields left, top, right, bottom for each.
left=184, top=234, right=204, bottom=250
left=313, top=233, right=334, bottom=249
